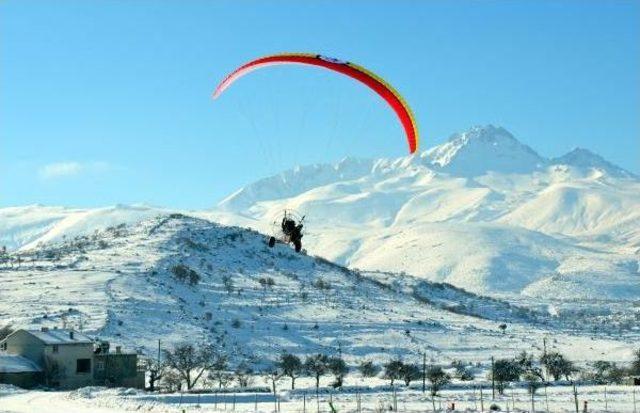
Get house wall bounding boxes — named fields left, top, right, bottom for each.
left=2, top=331, right=138, bottom=390
left=94, top=353, right=144, bottom=389
left=2, top=331, right=45, bottom=365
left=43, top=343, right=94, bottom=389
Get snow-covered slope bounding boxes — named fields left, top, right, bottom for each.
left=0, top=205, right=172, bottom=251
left=0, top=215, right=634, bottom=365
left=215, top=125, right=640, bottom=299
left=423, top=125, right=546, bottom=176
left=1, top=125, right=637, bottom=300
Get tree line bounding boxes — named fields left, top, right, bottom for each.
left=143, top=340, right=640, bottom=396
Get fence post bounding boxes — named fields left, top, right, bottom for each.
left=480, top=386, right=484, bottom=412
left=634, top=387, right=637, bottom=413
left=393, top=385, right=398, bottom=412
left=572, top=382, right=579, bottom=413
left=544, top=383, right=549, bottom=413
left=422, top=352, right=427, bottom=394
left=604, top=386, right=608, bottom=412
left=473, top=386, right=477, bottom=411
left=254, top=393, right=258, bottom=413
left=303, top=392, right=306, bottom=413
left=531, top=388, right=535, bottom=413
left=491, top=356, right=496, bottom=400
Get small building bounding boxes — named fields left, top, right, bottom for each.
left=93, top=342, right=144, bottom=389
left=0, top=327, right=94, bottom=389
left=625, top=376, right=640, bottom=386
left=0, top=354, right=42, bottom=389
left=1, top=328, right=144, bottom=390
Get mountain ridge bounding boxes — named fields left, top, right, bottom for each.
left=218, top=125, right=636, bottom=211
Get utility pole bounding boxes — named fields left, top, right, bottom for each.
left=491, top=356, right=496, bottom=400
left=422, top=352, right=427, bottom=393
left=531, top=387, right=535, bottom=413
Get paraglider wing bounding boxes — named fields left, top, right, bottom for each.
left=213, top=53, right=419, bottom=154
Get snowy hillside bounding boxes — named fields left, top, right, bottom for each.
left=0, top=215, right=635, bottom=366
left=1, top=126, right=638, bottom=301
left=0, top=205, right=172, bottom=251
left=215, top=125, right=640, bottom=299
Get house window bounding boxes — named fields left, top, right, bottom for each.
left=52, top=345, right=59, bottom=353
left=96, top=360, right=105, bottom=371
left=76, top=358, right=91, bottom=374
left=0, top=342, right=6, bottom=351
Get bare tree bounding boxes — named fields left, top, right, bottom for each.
left=359, top=360, right=380, bottom=378
left=162, top=369, right=183, bottom=392
left=491, top=358, right=523, bottom=395
left=163, top=343, right=225, bottom=390
left=384, top=359, right=404, bottom=386
left=264, top=365, right=283, bottom=395
left=278, top=352, right=303, bottom=390
left=208, top=355, right=231, bottom=388
left=144, top=358, right=166, bottom=392
left=631, top=349, right=640, bottom=376
left=523, top=368, right=544, bottom=395
left=305, top=354, right=330, bottom=390
left=234, top=361, right=253, bottom=388
left=328, top=356, right=349, bottom=388
left=401, top=363, right=421, bottom=386
left=541, top=351, right=575, bottom=381
left=425, top=366, right=451, bottom=412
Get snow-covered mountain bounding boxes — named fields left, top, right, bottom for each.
left=423, top=125, right=546, bottom=176
left=1, top=125, right=638, bottom=300
left=215, top=125, right=640, bottom=299
left=0, top=215, right=634, bottom=364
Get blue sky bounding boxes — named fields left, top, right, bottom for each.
left=2, top=0, right=638, bottom=209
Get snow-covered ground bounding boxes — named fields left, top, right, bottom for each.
left=3, top=383, right=640, bottom=413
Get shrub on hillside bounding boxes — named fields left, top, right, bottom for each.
left=171, top=264, right=200, bottom=285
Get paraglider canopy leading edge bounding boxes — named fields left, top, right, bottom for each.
left=212, top=53, right=420, bottom=154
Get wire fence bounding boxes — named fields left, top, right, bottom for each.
left=144, top=385, right=640, bottom=413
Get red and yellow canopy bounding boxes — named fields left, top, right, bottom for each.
left=213, top=53, right=419, bottom=154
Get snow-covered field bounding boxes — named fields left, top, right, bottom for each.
left=3, top=383, right=640, bottom=413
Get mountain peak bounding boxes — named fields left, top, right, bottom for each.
left=551, top=147, right=635, bottom=178
left=447, top=124, right=514, bottom=144
left=424, top=125, right=545, bottom=176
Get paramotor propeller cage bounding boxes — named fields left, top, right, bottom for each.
left=267, top=209, right=306, bottom=252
